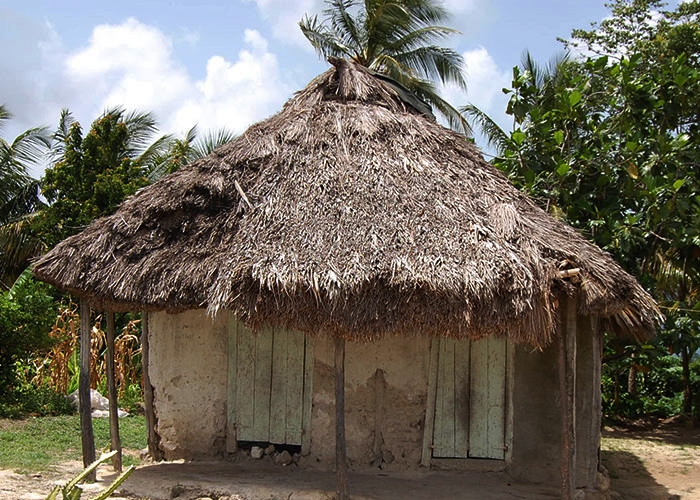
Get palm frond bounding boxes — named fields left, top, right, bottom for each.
left=136, top=133, right=173, bottom=167
left=391, top=44, right=466, bottom=88
left=460, top=104, right=511, bottom=153
left=191, top=128, right=237, bottom=160
left=0, top=215, right=45, bottom=290
left=300, top=15, right=351, bottom=59
left=9, top=126, right=51, bottom=167
left=50, top=108, right=77, bottom=161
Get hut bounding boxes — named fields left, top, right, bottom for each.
left=33, top=58, right=660, bottom=498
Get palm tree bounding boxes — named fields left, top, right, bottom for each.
left=461, top=51, right=570, bottom=156
left=299, top=0, right=470, bottom=134
left=146, top=125, right=237, bottom=181
left=0, top=105, right=50, bottom=289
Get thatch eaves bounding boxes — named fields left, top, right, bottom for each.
left=32, top=58, right=661, bottom=348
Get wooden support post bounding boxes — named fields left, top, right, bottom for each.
left=79, top=299, right=96, bottom=481
left=106, top=311, right=122, bottom=471
left=142, top=311, right=162, bottom=460
left=558, top=294, right=578, bottom=500
left=334, top=336, right=349, bottom=500
left=589, top=317, right=602, bottom=488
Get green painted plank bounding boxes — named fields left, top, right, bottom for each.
left=285, top=329, right=305, bottom=445
left=454, top=339, right=470, bottom=458
left=469, top=338, right=489, bottom=458
left=486, top=336, right=506, bottom=459
left=269, top=328, right=288, bottom=444
left=432, top=338, right=456, bottom=457
left=252, top=326, right=273, bottom=440
left=226, top=314, right=239, bottom=452
left=236, top=323, right=256, bottom=441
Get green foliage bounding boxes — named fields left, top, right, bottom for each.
left=145, top=125, right=236, bottom=181
left=470, top=0, right=700, bottom=419
left=299, top=0, right=470, bottom=133
left=118, top=383, right=144, bottom=415
left=35, top=109, right=156, bottom=247
left=0, top=273, right=58, bottom=396
left=0, top=415, right=147, bottom=472
left=0, top=105, right=50, bottom=289
left=0, top=385, right=75, bottom=419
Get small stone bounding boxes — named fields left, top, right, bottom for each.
left=292, top=453, right=301, bottom=465
left=274, top=450, right=293, bottom=466
left=264, top=444, right=276, bottom=455
left=251, top=446, right=264, bottom=459
left=381, top=449, right=394, bottom=464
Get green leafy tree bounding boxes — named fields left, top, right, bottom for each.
left=0, top=105, right=50, bottom=289
left=0, top=271, right=56, bottom=397
left=299, top=0, right=470, bottom=133
left=469, top=1, right=700, bottom=416
left=35, top=108, right=169, bottom=247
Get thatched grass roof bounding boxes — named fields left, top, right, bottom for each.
left=33, top=58, right=661, bottom=347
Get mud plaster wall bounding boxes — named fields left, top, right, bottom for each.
left=309, top=335, right=430, bottom=469
left=149, top=310, right=228, bottom=459
left=509, top=312, right=599, bottom=489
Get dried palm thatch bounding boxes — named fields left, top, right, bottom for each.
left=33, top=58, right=661, bottom=348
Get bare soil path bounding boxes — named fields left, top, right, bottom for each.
left=602, top=421, right=700, bottom=500
left=1, top=421, right=698, bottom=500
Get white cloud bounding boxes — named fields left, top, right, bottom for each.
left=244, top=0, right=324, bottom=49
left=64, top=19, right=292, bottom=138
left=441, top=0, right=479, bottom=15
left=439, top=46, right=511, bottom=151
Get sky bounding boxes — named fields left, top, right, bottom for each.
left=0, top=0, right=640, bottom=175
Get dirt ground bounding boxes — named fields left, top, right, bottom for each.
left=601, top=420, right=700, bottom=500
left=1, top=421, right=698, bottom=500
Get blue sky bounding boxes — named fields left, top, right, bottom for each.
left=1, top=0, right=646, bottom=170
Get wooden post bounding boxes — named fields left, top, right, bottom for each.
left=106, top=311, right=122, bottom=471
left=558, top=294, right=577, bottom=500
left=79, top=299, right=96, bottom=481
left=589, top=317, right=602, bottom=488
left=142, top=311, right=162, bottom=460
left=334, top=336, right=349, bottom=500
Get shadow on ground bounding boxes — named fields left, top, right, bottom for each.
left=114, top=460, right=560, bottom=500
left=602, top=449, right=678, bottom=500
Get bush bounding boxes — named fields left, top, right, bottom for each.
left=0, top=385, right=75, bottom=419
left=119, top=383, right=144, bottom=415
left=0, top=274, right=57, bottom=396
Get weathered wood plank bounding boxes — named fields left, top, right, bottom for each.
left=236, top=323, right=256, bottom=441
left=270, top=328, right=288, bottom=444
left=226, top=315, right=239, bottom=452
left=469, top=338, right=488, bottom=458
left=433, top=338, right=456, bottom=457
left=285, top=329, right=304, bottom=445
left=421, top=338, right=439, bottom=466
left=454, top=339, right=470, bottom=458
left=252, top=326, right=273, bottom=440
left=486, top=336, right=506, bottom=459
